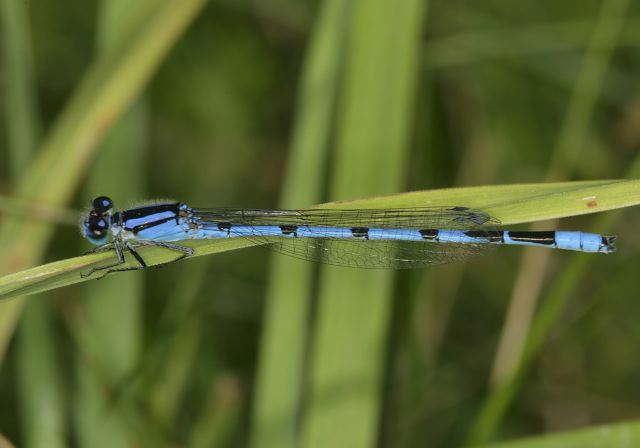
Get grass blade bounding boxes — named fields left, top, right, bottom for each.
left=2, top=1, right=66, bottom=445
left=0, top=180, right=638, bottom=301
left=299, top=0, right=426, bottom=446
left=250, top=0, right=351, bottom=446
left=483, top=419, right=640, bottom=448
left=72, top=0, right=146, bottom=445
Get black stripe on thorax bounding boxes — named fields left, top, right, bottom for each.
left=130, top=216, right=176, bottom=234
left=507, top=231, right=556, bottom=245
left=120, top=203, right=180, bottom=221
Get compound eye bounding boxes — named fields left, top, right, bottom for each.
left=91, top=196, right=113, bottom=214
left=84, top=213, right=110, bottom=245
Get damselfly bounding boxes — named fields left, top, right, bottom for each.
left=81, top=196, right=616, bottom=277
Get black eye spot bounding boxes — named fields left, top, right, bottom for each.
left=85, top=213, right=109, bottom=239
left=91, top=196, right=114, bottom=214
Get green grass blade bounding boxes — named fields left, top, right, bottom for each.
left=424, top=18, right=640, bottom=70
left=299, top=0, right=426, bottom=446
left=72, top=0, right=146, bottom=445
left=250, top=0, right=351, bottom=446
left=0, top=239, right=248, bottom=301
left=2, top=1, right=66, bottom=445
left=17, top=301, right=65, bottom=448
left=483, top=419, right=640, bottom=448
left=0, top=0, right=40, bottom=178
left=319, top=179, right=640, bottom=224
left=0, top=180, right=638, bottom=302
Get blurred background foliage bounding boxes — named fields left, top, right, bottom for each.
left=1, top=0, right=640, bottom=447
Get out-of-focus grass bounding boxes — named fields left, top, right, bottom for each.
left=299, top=0, right=425, bottom=446
left=2, top=1, right=65, bottom=447
left=470, top=168, right=640, bottom=446
left=484, top=419, right=640, bottom=448
left=250, top=0, right=351, bottom=447
left=1, top=0, right=40, bottom=176
left=72, top=0, right=146, bottom=446
left=424, top=18, right=640, bottom=70
left=0, top=195, right=78, bottom=226
left=189, top=374, right=243, bottom=448
left=469, top=0, right=631, bottom=443
left=1, top=0, right=640, bottom=447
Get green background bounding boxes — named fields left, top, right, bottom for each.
left=1, top=0, right=640, bottom=446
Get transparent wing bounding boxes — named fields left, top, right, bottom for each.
left=263, top=238, right=491, bottom=269
left=192, top=206, right=499, bottom=229
left=191, top=206, right=500, bottom=269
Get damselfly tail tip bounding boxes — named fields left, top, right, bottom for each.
left=601, top=235, right=617, bottom=253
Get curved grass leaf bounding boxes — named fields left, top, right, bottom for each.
left=0, top=179, right=638, bottom=301
left=483, top=419, right=640, bottom=448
